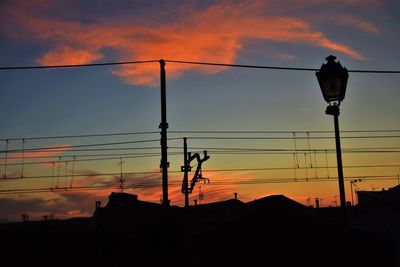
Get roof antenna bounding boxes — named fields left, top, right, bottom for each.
left=293, top=153, right=297, bottom=182
left=292, top=132, right=299, bottom=169
left=118, top=157, right=125, bottom=192
left=64, top=160, right=68, bottom=190
left=3, top=139, right=8, bottom=179
left=70, top=156, right=75, bottom=189
left=306, top=132, right=312, bottom=168
left=51, top=161, right=55, bottom=191
left=56, top=156, right=61, bottom=189
left=304, top=153, right=309, bottom=182
left=21, top=139, right=25, bottom=178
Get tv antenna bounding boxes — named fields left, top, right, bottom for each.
left=118, top=157, right=125, bottom=192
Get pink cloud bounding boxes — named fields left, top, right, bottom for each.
left=38, top=46, right=104, bottom=65
left=6, top=146, right=71, bottom=169
left=2, top=0, right=367, bottom=86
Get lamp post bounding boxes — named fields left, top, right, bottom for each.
left=316, top=55, right=349, bottom=214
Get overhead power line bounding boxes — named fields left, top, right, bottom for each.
left=2, top=129, right=399, bottom=142
left=0, top=60, right=159, bottom=70
left=0, top=186, right=121, bottom=195
left=0, top=147, right=160, bottom=156
left=2, top=164, right=398, bottom=179
left=2, top=146, right=398, bottom=160
left=0, top=138, right=181, bottom=153
left=186, top=135, right=400, bottom=140
left=0, top=131, right=159, bottom=142
left=167, top=60, right=400, bottom=73
left=186, top=146, right=400, bottom=152
left=0, top=174, right=398, bottom=195
left=208, top=150, right=400, bottom=155
left=203, top=164, right=400, bottom=173
left=170, top=130, right=400, bottom=134
left=0, top=152, right=183, bottom=166
left=0, top=59, right=399, bottom=73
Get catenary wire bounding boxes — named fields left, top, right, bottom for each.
left=0, top=138, right=181, bottom=153
left=0, top=175, right=398, bottom=195
left=2, top=129, right=399, bottom=142
left=0, top=131, right=159, bottom=142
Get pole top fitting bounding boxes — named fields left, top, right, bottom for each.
left=326, top=55, right=337, bottom=62
left=159, top=59, right=166, bottom=65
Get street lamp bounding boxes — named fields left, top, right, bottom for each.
left=316, top=55, right=349, bottom=214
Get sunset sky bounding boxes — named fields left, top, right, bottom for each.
left=0, top=0, right=399, bottom=221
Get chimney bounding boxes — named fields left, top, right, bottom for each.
left=315, top=198, right=320, bottom=209
left=234, top=192, right=238, bottom=200
left=96, top=201, right=101, bottom=210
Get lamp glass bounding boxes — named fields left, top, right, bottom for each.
left=316, top=55, right=348, bottom=103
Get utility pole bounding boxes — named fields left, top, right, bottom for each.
left=159, top=59, right=169, bottom=207
left=182, top=137, right=189, bottom=207
left=181, top=144, right=210, bottom=207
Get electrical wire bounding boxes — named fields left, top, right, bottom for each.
left=0, top=175, right=398, bottom=195
left=169, top=129, right=400, bottom=133
left=203, top=164, right=400, bottom=172
left=2, top=171, right=162, bottom=180
left=0, top=131, right=159, bottom=142
left=0, top=60, right=159, bottom=70
left=2, top=164, right=398, bottom=180
left=165, top=60, right=400, bottom=74
left=0, top=138, right=181, bottom=153
left=207, top=150, right=400, bottom=155
left=3, top=146, right=399, bottom=160
left=0, top=150, right=163, bottom=160
left=0, top=186, right=121, bottom=195
left=0, top=146, right=163, bottom=156
left=186, top=135, right=400, bottom=140
left=0, top=152, right=182, bottom=166
left=2, top=129, right=399, bottom=142
left=1, top=59, right=400, bottom=73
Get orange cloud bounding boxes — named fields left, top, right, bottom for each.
left=38, top=46, right=104, bottom=66
left=2, top=0, right=366, bottom=86
left=5, top=146, right=71, bottom=170
left=8, top=146, right=70, bottom=162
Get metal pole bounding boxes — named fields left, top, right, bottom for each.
left=183, top=137, right=189, bottom=207
left=333, top=111, right=346, bottom=213
left=160, top=59, right=169, bottom=207
left=350, top=181, right=354, bottom=206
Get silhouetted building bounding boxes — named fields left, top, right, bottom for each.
left=93, top=192, right=167, bottom=228
left=0, top=191, right=395, bottom=267
left=357, top=184, right=400, bottom=207
left=246, top=194, right=307, bottom=211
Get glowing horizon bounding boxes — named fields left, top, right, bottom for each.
left=0, top=0, right=399, bottom=221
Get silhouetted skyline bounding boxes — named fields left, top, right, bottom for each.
left=0, top=0, right=399, bottom=221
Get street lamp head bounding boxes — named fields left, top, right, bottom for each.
left=316, top=55, right=349, bottom=104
